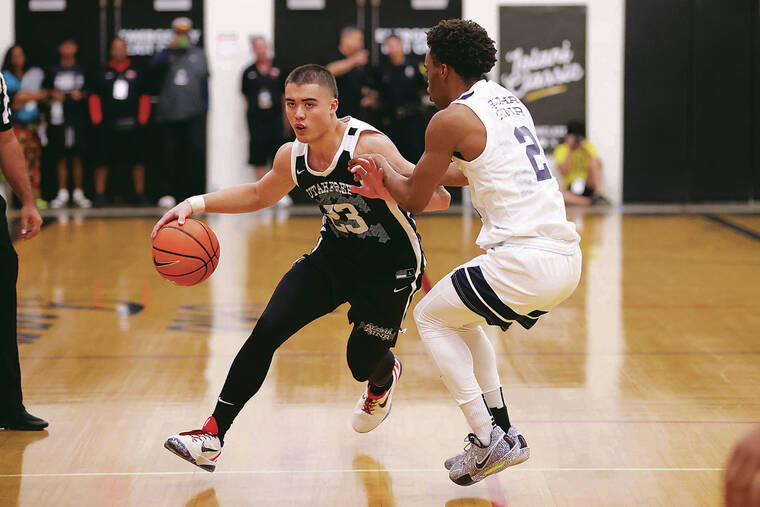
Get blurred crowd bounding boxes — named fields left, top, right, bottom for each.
left=1, top=17, right=209, bottom=210
left=0, top=19, right=430, bottom=210
left=2, top=18, right=605, bottom=210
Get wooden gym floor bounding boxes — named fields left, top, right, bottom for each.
left=1, top=210, right=758, bottom=506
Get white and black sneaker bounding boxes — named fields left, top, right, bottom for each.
left=506, top=426, right=530, bottom=465
left=447, top=426, right=520, bottom=486
left=351, top=357, right=402, bottom=433
left=445, top=425, right=529, bottom=470
left=164, top=416, right=223, bottom=472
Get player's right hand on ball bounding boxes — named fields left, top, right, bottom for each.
left=151, top=200, right=194, bottom=240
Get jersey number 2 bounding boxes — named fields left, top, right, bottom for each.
left=514, top=126, right=552, bottom=181
left=326, top=203, right=369, bottom=234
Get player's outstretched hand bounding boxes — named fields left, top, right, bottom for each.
left=725, top=425, right=760, bottom=507
left=151, top=200, right=193, bottom=240
left=349, top=156, right=387, bottom=200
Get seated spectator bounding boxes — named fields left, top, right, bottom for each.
left=44, top=38, right=91, bottom=208
left=88, top=37, right=151, bottom=207
left=1, top=44, right=47, bottom=209
left=553, top=120, right=609, bottom=206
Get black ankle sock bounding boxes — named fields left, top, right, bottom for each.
left=489, top=405, right=511, bottom=432
left=368, top=378, right=392, bottom=396
left=367, top=351, right=395, bottom=395
left=212, top=398, right=243, bottom=441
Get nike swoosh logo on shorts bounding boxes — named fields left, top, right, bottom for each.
left=393, top=286, right=407, bottom=293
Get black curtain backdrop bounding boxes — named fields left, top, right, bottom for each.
left=624, top=0, right=757, bottom=203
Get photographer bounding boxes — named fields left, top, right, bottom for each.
left=553, top=120, right=608, bottom=206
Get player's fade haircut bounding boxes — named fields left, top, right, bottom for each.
left=285, top=64, right=339, bottom=99
left=426, top=19, right=496, bottom=81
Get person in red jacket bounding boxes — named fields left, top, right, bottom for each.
left=88, top=37, right=151, bottom=207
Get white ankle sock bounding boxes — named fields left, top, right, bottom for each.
left=460, top=397, right=493, bottom=446
left=483, top=387, right=504, bottom=409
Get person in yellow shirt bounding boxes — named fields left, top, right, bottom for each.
left=553, top=121, right=608, bottom=206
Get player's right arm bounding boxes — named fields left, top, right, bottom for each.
left=151, top=143, right=295, bottom=239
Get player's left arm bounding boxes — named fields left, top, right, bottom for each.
left=354, top=132, right=451, bottom=212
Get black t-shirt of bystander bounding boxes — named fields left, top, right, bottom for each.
left=90, top=60, right=146, bottom=128
left=241, top=60, right=283, bottom=120
left=43, top=64, right=88, bottom=127
left=375, top=59, right=426, bottom=114
left=327, top=52, right=370, bottom=119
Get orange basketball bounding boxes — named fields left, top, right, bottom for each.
left=152, top=218, right=220, bottom=286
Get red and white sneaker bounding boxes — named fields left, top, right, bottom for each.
left=351, top=357, right=402, bottom=433
left=164, top=416, right=223, bottom=472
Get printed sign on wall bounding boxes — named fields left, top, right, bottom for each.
left=499, top=6, right=586, bottom=152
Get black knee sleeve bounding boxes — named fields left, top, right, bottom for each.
left=346, top=328, right=395, bottom=384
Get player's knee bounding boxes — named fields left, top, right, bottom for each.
left=347, top=354, right=371, bottom=382
left=413, top=293, right=436, bottom=329
left=248, top=315, right=281, bottom=352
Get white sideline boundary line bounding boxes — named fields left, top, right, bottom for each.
left=0, top=467, right=725, bottom=478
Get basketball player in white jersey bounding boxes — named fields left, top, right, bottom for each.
left=151, top=65, right=451, bottom=472
left=351, top=19, right=582, bottom=485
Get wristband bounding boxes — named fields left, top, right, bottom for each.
left=187, top=195, right=206, bottom=213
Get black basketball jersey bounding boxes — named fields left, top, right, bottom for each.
left=290, top=117, right=424, bottom=285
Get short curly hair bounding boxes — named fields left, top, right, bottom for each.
left=426, top=19, right=496, bottom=80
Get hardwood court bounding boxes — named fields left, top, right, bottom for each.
left=1, top=211, right=758, bottom=506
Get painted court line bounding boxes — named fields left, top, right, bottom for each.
left=703, top=214, right=760, bottom=242
left=0, top=467, right=726, bottom=478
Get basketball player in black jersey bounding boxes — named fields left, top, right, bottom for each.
left=151, top=64, right=451, bottom=472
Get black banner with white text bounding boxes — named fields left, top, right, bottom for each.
left=499, top=6, right=586, bottom=152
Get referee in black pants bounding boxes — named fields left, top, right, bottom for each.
left=0, top=73, right=47, bottom=430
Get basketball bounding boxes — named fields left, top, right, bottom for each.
left=151, top=218, right=220, bottom=286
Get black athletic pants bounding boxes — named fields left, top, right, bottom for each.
left=218, top=246, right=418, bottom=410
left=159, top=114, right=206, bottom=201
left=0, top=197, right=23, bottom=418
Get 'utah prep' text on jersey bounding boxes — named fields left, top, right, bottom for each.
left=451, top=79, right=580, bottom=252
left=290, top=117, right=424, bottom=285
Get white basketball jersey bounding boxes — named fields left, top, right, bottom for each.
left=451, top=80, right=580, bottom=252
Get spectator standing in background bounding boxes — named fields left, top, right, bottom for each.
left=375, top=35, right=427, bottom=162
left=44, top=39, right=91, bottom=209
left=553, top=120, right=608, bottom=206
left=88, top=38, right=151, bottom=207
left=326, top=26, right=375, bottom=119
left=1, top=44, right=47, bottom=209
left=151, top=17, right=209, bottom=209
left=241, top=36, right=291, bottom=207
